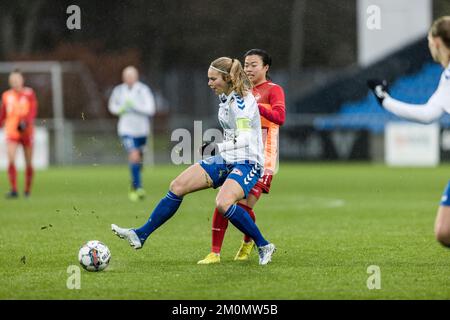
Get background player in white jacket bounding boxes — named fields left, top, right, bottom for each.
left=368, top=16, right=450, bottom=248
left=108, top=66, right=156, bottom=201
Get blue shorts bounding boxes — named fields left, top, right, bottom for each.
left=121, top=136, right=147, bottom=153
left=199, top=155, right=263, bottom=198
left=441, top=181, right=450, bottom=206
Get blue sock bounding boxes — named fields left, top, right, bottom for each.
left=224, top=204, right=269, bottom=247
left=134, top=191, right=183, bottom=242
left=130, top=162, right=141, bottom=189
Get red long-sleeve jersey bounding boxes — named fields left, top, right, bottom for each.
left=252, top=81, right=286, bottom=173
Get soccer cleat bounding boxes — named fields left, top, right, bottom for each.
left=128, top=190, right=139, bottom=202
left=136, top=188, right=146, bottom=199
left=197, top=252, right=220, bottom=265
left=234, top=241, right=255, bottom=261
left=111, top=224, right=142, bottom=249
left=258, top=243, right=276, bottom=265
left=5, top=191, right=18, bottom=199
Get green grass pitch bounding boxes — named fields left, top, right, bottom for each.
left=1, top=163, right=450, bottom=299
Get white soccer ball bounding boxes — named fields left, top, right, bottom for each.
left=78, top=240, right=111, bottom=272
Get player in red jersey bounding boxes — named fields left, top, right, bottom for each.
left=0, top=70, right=38, bottom=198
left=198, top=49, right=286, bottom=264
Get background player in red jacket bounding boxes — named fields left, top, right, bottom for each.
left=0, top=70, right=38, bottom=198
left=198, top=49, right=286, bottom=264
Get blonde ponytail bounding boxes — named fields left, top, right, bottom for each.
left=210, top=57, right=253, bottom=97
left=229, top=58, right=253, bottom=97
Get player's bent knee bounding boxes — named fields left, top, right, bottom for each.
left=169, top=179, right=186, bottom=197
left=128, top=151, right=141, bottom=163
left=215, top=198, right=233, bottom=216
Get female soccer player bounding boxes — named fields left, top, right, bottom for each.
left=112, top=57, right=276, bottom=265
left=0, top=70, right=38, bottom=198
left=198, top=49, right=286, bottom=264
left=368, top=16, right=450, bottom=248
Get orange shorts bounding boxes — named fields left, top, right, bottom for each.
left=7, top=134, right=33, bottom=147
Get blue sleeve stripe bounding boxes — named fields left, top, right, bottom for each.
left=235, top=95, right=245, bottom=110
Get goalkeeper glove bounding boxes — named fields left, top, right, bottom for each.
left=367, top=79, right=389, bottom=105
left=199, top=141, right=219, bottom=157
left=17, top=120, right=27, bottom=132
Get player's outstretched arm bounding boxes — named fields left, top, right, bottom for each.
left=367, top=79, right=446, bottom=124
